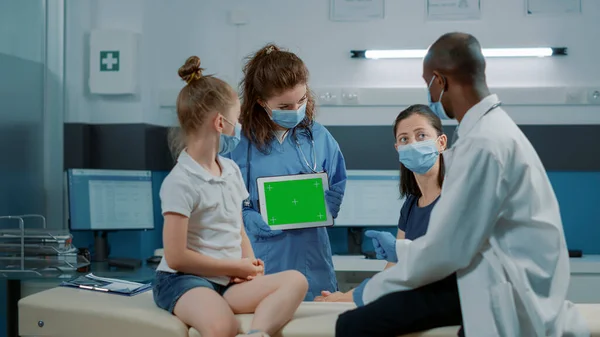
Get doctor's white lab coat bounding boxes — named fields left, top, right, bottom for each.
left=363, top=94, right=589, bottom=336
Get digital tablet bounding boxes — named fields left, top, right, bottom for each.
left=257, top=172, right=333, bottom=230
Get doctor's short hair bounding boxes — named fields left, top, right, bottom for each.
left=393, top=104, right=446, bottom=198
left=169, top=56, right=237, bottom=157
left=239, top=43, right=316, bottom=154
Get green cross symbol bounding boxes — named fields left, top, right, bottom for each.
left=100, top=51, right=120, bottom=72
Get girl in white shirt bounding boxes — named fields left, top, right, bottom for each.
left=154, top=56, right=308, bottom=337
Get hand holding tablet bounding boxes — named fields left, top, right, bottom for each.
left=256, top=172, right=334, bottom=230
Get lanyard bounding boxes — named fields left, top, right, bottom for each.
left=244, top=142, right=253, bottom=208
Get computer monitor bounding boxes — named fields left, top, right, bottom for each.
left=67, top=169, right=154, bottom=261
left=335, top=170, right=405, bottom=227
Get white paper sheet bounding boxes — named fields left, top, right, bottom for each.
left=330, top=0, right=385, bottom=21
left=526, top=0, right=581, bottom=16
left=426, top=0, right=481, bottom=21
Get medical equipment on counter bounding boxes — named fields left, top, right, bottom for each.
left=61, top=273, right=151, bottom=296
left=0, top=214, right=90, bottom=275
left=257, top=172, right=333, bottom=230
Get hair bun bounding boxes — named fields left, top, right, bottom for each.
left=178, top=56, right=203, bottom=83
left=263, top=44, right=281, bottom=55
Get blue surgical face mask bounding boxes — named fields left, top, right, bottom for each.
left=427, top=75, right=450, bottom=120
left=270, top=103, right=307, bottom=129
left=219, top=119, right=241, bottom=155
left=397, top=139, right=440, bottom=175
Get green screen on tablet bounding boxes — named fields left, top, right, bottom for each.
left=257, top=173, right=333, bottom=230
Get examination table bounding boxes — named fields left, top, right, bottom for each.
left=18, top=287, right=600, bottom=337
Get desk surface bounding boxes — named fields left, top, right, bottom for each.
left=332, top=255, right=387, bottom=272
left=0, top=262, right=156, bottom=282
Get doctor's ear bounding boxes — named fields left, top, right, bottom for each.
left=432, top=71, right=446, bottom=89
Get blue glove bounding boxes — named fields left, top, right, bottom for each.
left=242, top=209, right=283, bottom=238
left=325, top=186, right=343, bottom=218
left=364, top=230, right=398, bottom=263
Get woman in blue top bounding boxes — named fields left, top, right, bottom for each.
left=226, top=44, right=347, bottom=301
left=318, top=105, right=463, bottom=337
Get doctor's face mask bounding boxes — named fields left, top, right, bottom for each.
left=427, top=75, right=452, bottom=120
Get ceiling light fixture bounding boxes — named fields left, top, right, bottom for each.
left=350, top=47, right=567, bottom=59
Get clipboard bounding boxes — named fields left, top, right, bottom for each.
left=60, top=273, right=152, bottom=296
left=256, top=172, right=334, bottom=230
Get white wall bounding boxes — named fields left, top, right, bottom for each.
left=65, top=0, right=147, bottom=123
left=64, top=0, right=600, bottom=126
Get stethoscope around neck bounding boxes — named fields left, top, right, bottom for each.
left=243, top=127, right=317, bottom=208
left=295, top=132, right=317, bottom=173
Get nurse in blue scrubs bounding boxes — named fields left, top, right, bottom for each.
left=226, top=43, right=347, bottom=301
left=316, top=104, right=463, bottom=336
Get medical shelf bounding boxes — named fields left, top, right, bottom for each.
left=0, top=214, right=90, bottom=276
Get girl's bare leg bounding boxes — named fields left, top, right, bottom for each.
left=224, top=270, right=308, bottom=336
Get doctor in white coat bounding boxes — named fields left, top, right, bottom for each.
left=336, top=33, right=589, bottom=337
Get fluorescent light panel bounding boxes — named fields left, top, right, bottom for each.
left=351, top=47, right=567, bottom=59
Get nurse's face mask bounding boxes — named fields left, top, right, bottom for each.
left=263, top=85, right=308, bottom=129
left=269, top=103, right=307, bottom=129
left=218, top=115, right=241, bottom=155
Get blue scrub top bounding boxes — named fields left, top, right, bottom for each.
left=226, top=122, right=347, bottom=300
left=398, top=194, right=440, bottom=240
left=399, top=194, right=456, bottom=287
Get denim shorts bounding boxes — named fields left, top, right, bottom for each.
left=153, top=271, right=233, bottom=313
